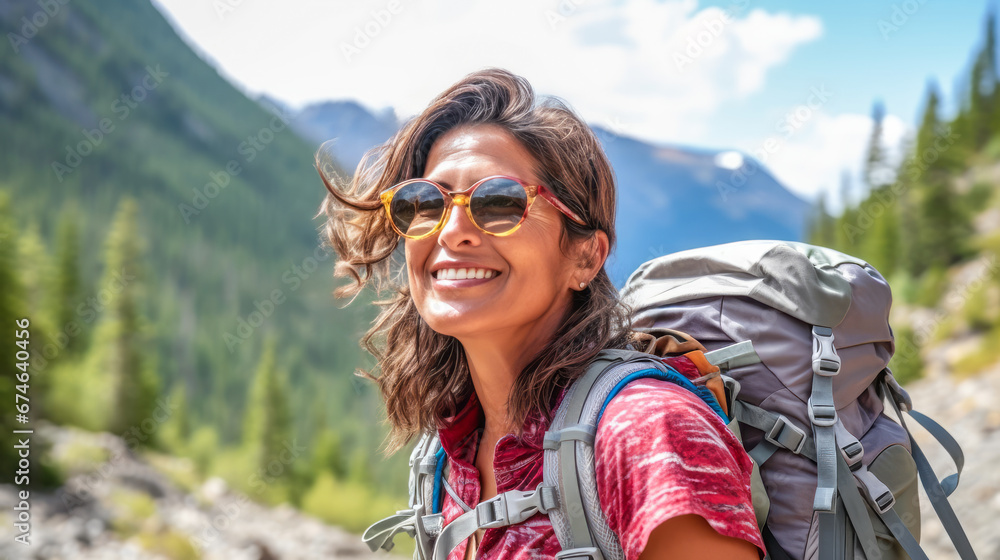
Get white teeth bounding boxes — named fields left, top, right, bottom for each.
left=435, top=267, right=497, bottom=280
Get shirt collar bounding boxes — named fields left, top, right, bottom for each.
left=437, top=387, right=567, bottom=469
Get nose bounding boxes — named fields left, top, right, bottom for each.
left=436, top=200, right=482, bottom=250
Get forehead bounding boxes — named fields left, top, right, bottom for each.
left=423, top=125, right=541, bottom=186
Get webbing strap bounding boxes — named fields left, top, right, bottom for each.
left=907, top=409, right=964, bottom=496
left=909, top=436, right=978, bottom=559
left=762, top=525, right=795, bottom=560
left=363, top=510, right=417, bottom=552
left=833, top=420, right=864, bottom=470
left=884, top=381, right=979, bottom=559
left=810, top=326, right=841, bottom=560
left=432, top=486, right=559, bottom=560
left=834, top=447, right=882, bottom=560
left=817, top=509, right=838, bottom=560
left=733, top=400, right=815, bottom=462
left=703, top=340, right=761, bottom=370
left=854, top=466, right=894, bottom=514
left=543, top=424, right=597, bottom=450
left=878, top=508, right=930, bottom=560
left=749, top=439, right=780, bottom=466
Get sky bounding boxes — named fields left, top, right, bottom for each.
left=151, top=0, right=994, bottom=206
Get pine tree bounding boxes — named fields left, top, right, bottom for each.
left=834, top=171, right=860, bottom=252
left=18, top=225, right=50, bottom=322
left=807, top=192, right=836, bottom=248
left=970, top=8, right=998, bottom=149
left=49, top=213, right=84, bottom=357
left=911, top=82, right=972, bottom=272
left=243, top=337, right=293, bottom=474
left=16, top=225, right=55, bottom=421
left=860, top=187, right=901, bottom=278
left=863, top=101, right=891, bottom=189
left=88, top=198, right=160, bottom=438
left=162, top=383, right=191, bottom=451
left=311, top=429, right=345, bottom=480
left=0, top=194, right=26, bottom=477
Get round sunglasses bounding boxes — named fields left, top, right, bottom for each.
left=379, top=175, right=586, bottom=239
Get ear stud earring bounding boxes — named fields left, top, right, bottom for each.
left=579, top=282, right=586, bottom=289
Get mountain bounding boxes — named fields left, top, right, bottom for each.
left=285, top=100, right=400, bottom=173
left=0, top=0, right=380, bottom=454
left=593, top=128, right=809, bottom=282
left=285, top=103, right=809, bottom=283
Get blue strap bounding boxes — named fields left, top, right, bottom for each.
left=432, top=446, right=446, bottom=514
left=597, top=367, right=729, bottom=424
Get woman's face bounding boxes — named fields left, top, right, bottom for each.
left=404, top=124, right=584, bottom=347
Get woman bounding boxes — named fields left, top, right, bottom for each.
left=319, top=69, right=764, bottom=560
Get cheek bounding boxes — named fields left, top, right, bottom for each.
left=403, top=241, right=429, bottom=293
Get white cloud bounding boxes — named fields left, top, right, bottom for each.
left=760, top=110, right=911, bottom=210
left=152, top=0, right=822, bottom=146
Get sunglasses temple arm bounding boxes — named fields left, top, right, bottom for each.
left=538, top=186, right=586, bottom=226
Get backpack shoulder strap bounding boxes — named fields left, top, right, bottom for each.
left=543, top=348, right=725, bottom=560
left=363, top=432, right=443, bottom=559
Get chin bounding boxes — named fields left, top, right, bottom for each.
left=420, top=300, right=496, bottom=339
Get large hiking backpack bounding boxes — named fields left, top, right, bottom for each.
left=363, top=240, right=977, bottom=560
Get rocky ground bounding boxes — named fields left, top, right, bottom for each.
left=901, top=362, right=1000, bottom=560
left=0, top=427, right=382, bottom=560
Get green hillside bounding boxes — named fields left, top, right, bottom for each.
left=1, top=0, right=407, bottom=525
left=808, top=10, right=1000, bottom=385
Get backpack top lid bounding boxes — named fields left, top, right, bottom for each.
left=622, top=240, right=866, bottom=328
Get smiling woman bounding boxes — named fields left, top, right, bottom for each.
left=317, top=69, right=764, bottom=560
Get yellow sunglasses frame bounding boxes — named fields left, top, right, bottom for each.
left=378, top=175, right=586, bottom=240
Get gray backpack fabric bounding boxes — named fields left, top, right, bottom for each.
left=620, top=240, right=975, bottom=560
left=363, top=240, right=978, bottom=560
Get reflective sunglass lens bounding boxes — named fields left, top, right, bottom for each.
left=470, top=178, right=528, bottom=234
left=390, top=182, right=445, bottom=237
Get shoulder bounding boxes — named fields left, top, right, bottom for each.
left=595, top=377, right=746, bottom=474
left=593, top=377, right=763, bottom=560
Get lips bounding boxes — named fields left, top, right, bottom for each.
left=433, top=267, right=498, bottom=280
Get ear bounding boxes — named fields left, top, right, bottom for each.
left=574, top=230, right=609, bottom=287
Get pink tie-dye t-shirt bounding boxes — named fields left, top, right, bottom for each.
left=436, top=355, right=766, bottom=560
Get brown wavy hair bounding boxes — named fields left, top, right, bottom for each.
left=318, top=68, right=635, bottom=452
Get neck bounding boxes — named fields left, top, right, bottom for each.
left=461, top=304, right=570, bottom=437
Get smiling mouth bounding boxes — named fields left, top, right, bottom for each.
left=433, top=267, right=499, bottom=280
